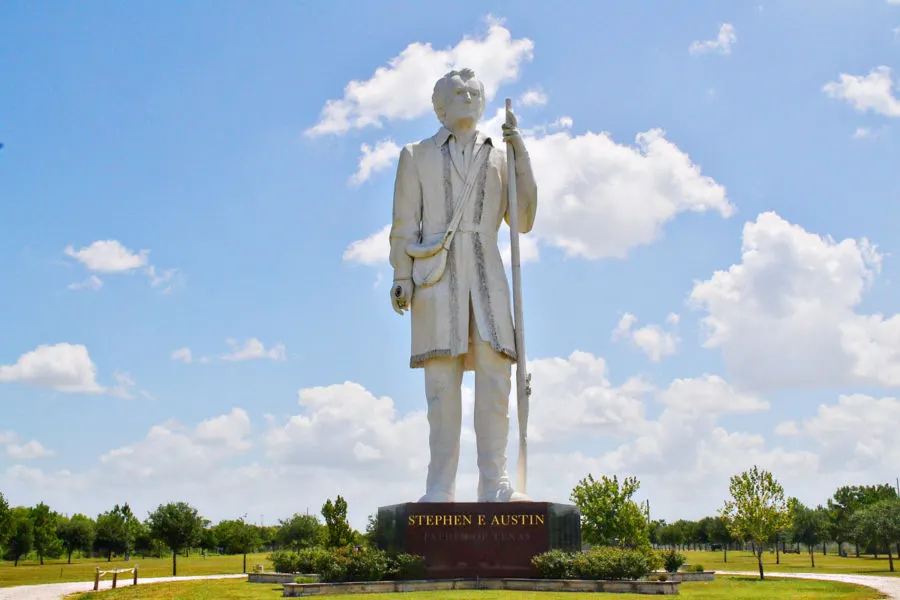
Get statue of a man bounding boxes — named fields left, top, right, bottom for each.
left=388, top=68, right=538, bottom=503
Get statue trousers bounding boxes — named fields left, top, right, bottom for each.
left=422, top=298, right=512, bottom=502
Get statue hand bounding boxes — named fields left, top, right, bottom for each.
left=502, top=107, right=525, bottom=154
left=390, top=279, right=413, bottom=315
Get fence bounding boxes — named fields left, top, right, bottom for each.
left=93, top=565, right=138, bottom=591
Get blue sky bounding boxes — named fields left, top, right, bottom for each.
left=2, top=0, right=900, bottom=529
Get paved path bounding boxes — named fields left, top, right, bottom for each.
left=3, top=571, right=899, bottom=599
left=0, top=573, right=246, bottom=600
left=718, top=570, right=900, bottom=599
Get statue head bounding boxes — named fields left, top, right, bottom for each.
left=432, top=68, right=486, bottom=130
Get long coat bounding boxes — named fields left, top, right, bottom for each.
left=389, top=127, right=538, bottom=370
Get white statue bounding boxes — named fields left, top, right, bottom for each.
left=389, top=69, right=537, bottom=503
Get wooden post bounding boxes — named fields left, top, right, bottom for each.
left=133, top=565, right=139, bottom=585
left=112, top=571, right=118, bottom=589
left=93, top=568, right=100, bottom=591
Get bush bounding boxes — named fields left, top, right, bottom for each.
left=531, top=549, right=574, bottom=579
left=656, top=572, right=668, bottom=582
left=570, top=547, right=657, bottom=581
left=691, top=564, right=705, bottom=572
left=662, top=549, right=686, bottom=573
left=269, top=550, right=299, bottom=573
left=294, top=576, right=317, bottom=583
left=317, top=546, right=391, bottom=582
left=390, top=553, right=427, bottom=580
left=295, top=547, right=336, bottom=574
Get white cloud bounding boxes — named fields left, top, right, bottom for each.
left=1, top=432, right=55, bottom=460
left=499, top=228, right=540, bottom=266
left=0, top=359, right=885, bottom=530
left=523, top=351, right=651, bottom=443
left=265, top=382, right=429, bottom=477
left=690, top=211, right=900, bottom=390
left=823, top=66, right=900, bottom=117
left=64, top=240, right=149, bottom=273
left=343, top=225, right=390, bottom=266
left=220, top=338, right=287, bottom=362
left=194, top=408, right=253, bottom=451
left=349, top=139, right=401, bottom=186
left=523, top=124, right=733, bottom=260
left=171, top=348, right=193, bottom=364
left=67, top=275, right=103, bottom=292
left=107, top=371, right=152, bottom=400
left=689, top=24, right=737, bottom=56
left=6, top=440, right=54, bottom=460
left=145, top=265, right=176, bottom=292
left=778, top=394, right=900, bottom=473
left=658, top=375, right=770, bottom=415
left=853, top=127, right=873, bottom=139
left=0, top=343, right=104, bottom=394
left=519, top=88, right=548, bottom=107
left=612, top=313, right=679, bottom=362
left=305, top=16, right=534, bottom=136
left=348, top=116, right=732, bottom=267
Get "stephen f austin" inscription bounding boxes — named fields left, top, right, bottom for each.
left=407, top=514, right=546, bottom=527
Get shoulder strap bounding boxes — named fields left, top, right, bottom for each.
left=441, top=144, right=491, bottom=249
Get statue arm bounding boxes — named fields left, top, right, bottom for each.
left=389, top=145, right=422, bottom=281
left=502, top=147, right=538, bottom=234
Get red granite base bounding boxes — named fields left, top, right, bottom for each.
left=376, top=502, right=581, bottom=579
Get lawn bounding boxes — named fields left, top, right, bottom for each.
left=0, top=553, right=273, bottom=588
left=682, top=550, right=900, bottom=577
left=69, top=577, right=886, bottom=600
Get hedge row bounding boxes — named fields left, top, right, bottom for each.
left=269, top=547, right=425, bottom=582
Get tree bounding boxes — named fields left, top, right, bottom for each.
left=569, top=473, right=650, bottom=548
left=788, top=499, right=828, bottom=568
left=274, top=513, right=322, bottom=551
left=321, top=496, right=354, bottom=548
left=3, top=507, right=34, bottom=566
left=216, top=517, right=261, bottom=572
left=850, top=499, right=900, bottom=572
left=721, top=465, right=790, bottom=580
left=95, top=507, right=130, bottom=561
left=828, top=484, right=898, bottom=557
left=29, top=501, right=62, bottom=565
left=0, top=492, right=11, bottom=548
left=708, top=516, right=734, bottom=562
left=57, top=514, right=96, bottom=564
left=147, top=502, right=204, bottom=576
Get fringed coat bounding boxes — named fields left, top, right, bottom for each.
left=389, top=127, right=538, bottom=370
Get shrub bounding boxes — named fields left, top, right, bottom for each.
left=294, top=576, right=317, bottom=583
left=662, top=549, right=686, bottom=573
left=295, top=547, right=335, bottom=574
left=269, top=551, right=299, bottom=573
left=531, top=549, right=574, bottom=579
left=390, top=553, right=427, bottom=580
left=656, top=572, right=668, bottom=582
left=691, top=564, right=705, bottom=572
left=317, top=546, right=391, bottom=582
left=570, top=547, right=656, bottom=581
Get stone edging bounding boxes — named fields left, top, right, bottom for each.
left=283, top=577, right=679, bottom=596
left=248, top=572, right=319, bottom=584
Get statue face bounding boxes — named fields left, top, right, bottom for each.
left=443, top=76, right=484, bottom=128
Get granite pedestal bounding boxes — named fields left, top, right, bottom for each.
left=375, top=502, right=580, bottom=578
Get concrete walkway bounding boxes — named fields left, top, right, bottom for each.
left=2, top=571, right=898, bottom=599
left=718, top=570, right=900, bottom=599
left=0, top=573, right=246, bottom=600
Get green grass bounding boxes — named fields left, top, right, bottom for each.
left=69, top=577, right=886, bottom=600
left=682, top=550, right=900, bottom=577
left=0, top=553, right=273, bottom=588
